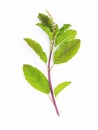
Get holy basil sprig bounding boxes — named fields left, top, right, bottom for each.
left=23, top=11, right=81, bottom=116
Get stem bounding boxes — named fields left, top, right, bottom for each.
left=48, top=43, right=60, bottom=116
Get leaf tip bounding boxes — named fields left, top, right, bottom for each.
left=23, top=64, right=26, bottom=70
left=68, top=81, right=72, bottom=84
left=24, top=38, right=28, bottom=42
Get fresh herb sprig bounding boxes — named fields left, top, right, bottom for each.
left=23, top=11, right=80, bottom=116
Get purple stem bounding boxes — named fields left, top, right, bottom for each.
left=48, top=44, right=60, bottom=116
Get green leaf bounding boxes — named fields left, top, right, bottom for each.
left=59, top=24, right=71, bottom=33
left=36, top=23, right=53, bottom=40
left=54, top=39, right=80, bottom=64
left=23, top=64, right=50, bottom=94
left=38, top=13, right=52, bottom=31
left=24, top=38, right=47, bottom=63
left=54, top=81, right=71, bottom=97
left=56, top=29, right=77, bottom=45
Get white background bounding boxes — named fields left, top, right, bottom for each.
left=0, top=0, right=98, bottom=129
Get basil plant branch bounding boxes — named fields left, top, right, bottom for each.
left=23, top=11, right=80, bottom=116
